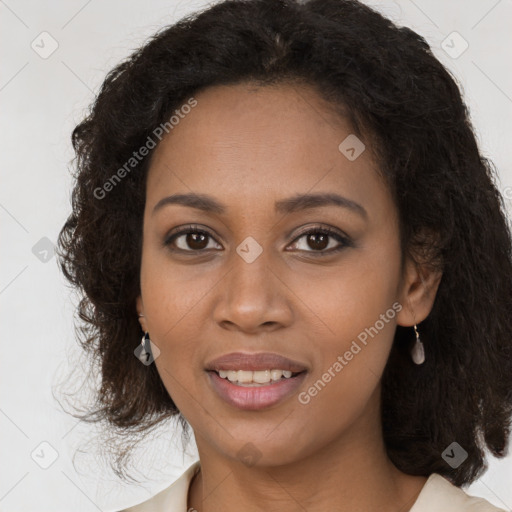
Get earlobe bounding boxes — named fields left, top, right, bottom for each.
left=136, top=295, right=147, bottom=332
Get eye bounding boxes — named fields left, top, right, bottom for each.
left=163, top=224, right=352, bottom=255
left=288, top=226, right=352, bottom=255
left=163, top=224, right=222, bottom=252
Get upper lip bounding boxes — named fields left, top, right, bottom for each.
left=205, top=352, right=308, bottom=373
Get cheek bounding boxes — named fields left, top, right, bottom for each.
left=139, top=254, right=207, bottom=386
left=295, top=312, right=396, bottom=442
left=295, top=244, right=400, bottom=348
left=292, top=240, right=400, bottom=413
left=140, top=242, right=216, bottom=340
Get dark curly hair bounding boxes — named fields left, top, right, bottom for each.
left=56, top=0, right=512, bottom=486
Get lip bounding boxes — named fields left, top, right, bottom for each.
left=207, top=370, right=307, bottom=410
left=204, top=352, right=308, bottom=372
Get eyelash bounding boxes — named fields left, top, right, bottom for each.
left=163, top=224, right=353, bottom=256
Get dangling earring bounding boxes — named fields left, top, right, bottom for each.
left=141, top=331, right=151, bottom=351
left=411, top=323, right=425, bottom=365
left=138, top=314, right=148, bottom=351
left=136, top=331, right=154, bottom=364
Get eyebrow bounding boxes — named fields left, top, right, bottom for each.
left=152, top=192, right=367, bottom=220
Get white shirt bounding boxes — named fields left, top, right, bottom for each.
left=119, top=461, right=507, bottom=512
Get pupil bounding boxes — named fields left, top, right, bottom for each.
left=308, top=233, right=328, bottom=250
left=188, top=232, right=208, bottom=250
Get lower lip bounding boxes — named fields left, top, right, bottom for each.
left=207, top=371, right=307, bottom=411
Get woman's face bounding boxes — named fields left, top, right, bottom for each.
left=136, top=82, right=433, bottom=467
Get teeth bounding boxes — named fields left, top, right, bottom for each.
left=217, top=369, right=294, bottom=384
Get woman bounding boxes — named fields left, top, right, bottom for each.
left=56, top=0, right=512, bottom=510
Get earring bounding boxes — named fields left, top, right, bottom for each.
left=142, top=330, right=152, bottom=356
left=141, top=331, right=151, bottom=351
left=411, top=324, right=425, bottom=365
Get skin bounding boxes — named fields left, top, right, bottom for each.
left=136, top=81, right=442, bottom=512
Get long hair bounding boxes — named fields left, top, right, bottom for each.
left=56, top=0, right=512, bottom=484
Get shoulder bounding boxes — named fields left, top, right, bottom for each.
left=410, top=473, right=509, bottom=512
left=117, top=460, right=201, bottom=512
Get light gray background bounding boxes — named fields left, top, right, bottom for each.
left=1, top=1, right=512, bottom=511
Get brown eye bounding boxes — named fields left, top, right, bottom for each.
left=164, top=225, right=222, bottom=252
left=305, top=232, right=329, bottom=251
left=181, top=232, right=209, bottom=250
left=289, top=227, right=352, bottom=254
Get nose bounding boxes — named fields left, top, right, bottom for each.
left=212, top=247, right=293, bottom=334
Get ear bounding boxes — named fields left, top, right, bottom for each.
left=136, top=295, right=148, bottom=332
left=396, top=252, right=443, bottom=327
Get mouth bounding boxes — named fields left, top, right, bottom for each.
left=204, top=351, right=309, bottom=374
left=206, top=369, right=308, bottom=410
left=208, top=369, right=306, bottom=386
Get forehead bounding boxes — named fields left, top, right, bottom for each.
left=145, top=82, right=390, bottom=221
